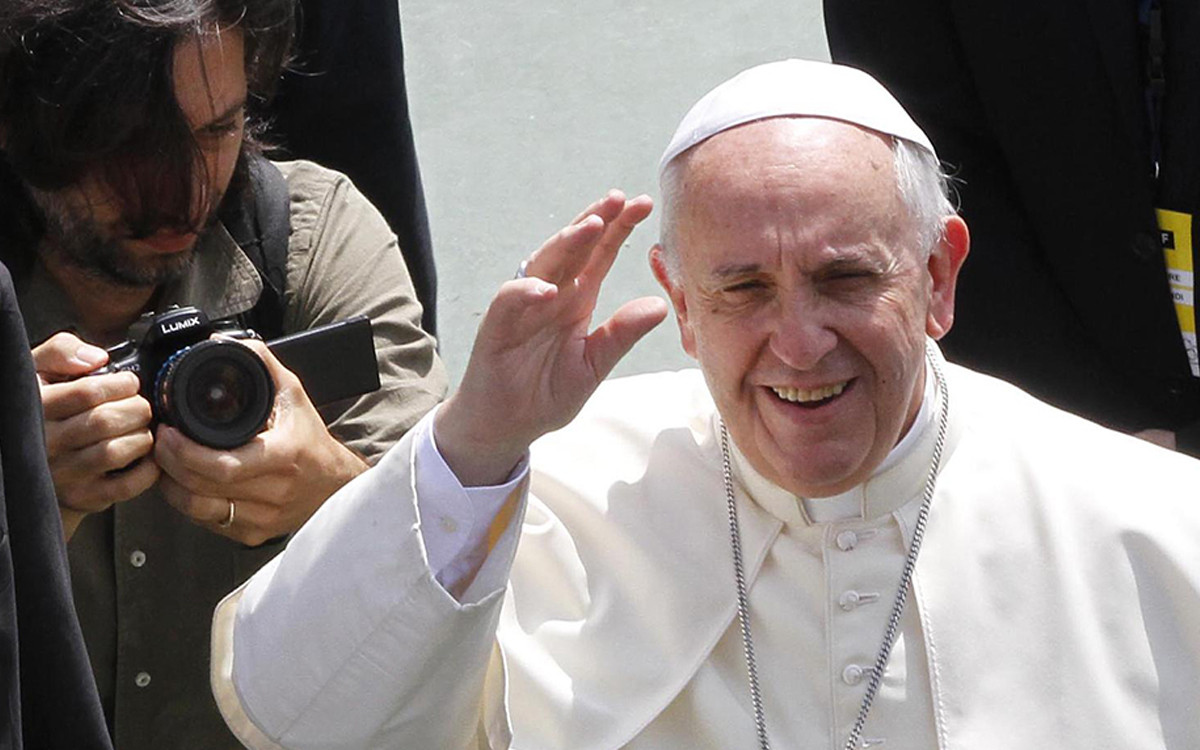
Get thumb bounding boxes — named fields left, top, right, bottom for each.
left=32, top=331, right=109, bottom=381
left=584, top=296, right=669, bottom=380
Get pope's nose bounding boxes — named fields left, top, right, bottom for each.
left=768, top=299, right=837, bottom=370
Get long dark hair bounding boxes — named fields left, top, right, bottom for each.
left=0, top=0, right=294, bottom=266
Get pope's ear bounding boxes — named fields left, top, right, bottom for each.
left=925, top=215, right=969, bottom=340
left=649, top=244, right=697, bottom=357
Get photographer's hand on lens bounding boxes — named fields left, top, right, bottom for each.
left=434, top=191, right=668, bottom=487
left=155, top=336, right=369, bottom=546
left=33, top=332, right=160, bottom=540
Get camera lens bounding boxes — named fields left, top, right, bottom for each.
left=155, top=340, right=274, bottom=449
left=190, top=359, right=252, bottom=424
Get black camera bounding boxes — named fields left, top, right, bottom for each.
left=92, top=306, right=380, bottom=449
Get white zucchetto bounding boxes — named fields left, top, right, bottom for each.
left=659, top=58, right=937, bottom=175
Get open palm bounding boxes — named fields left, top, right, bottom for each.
left=435, top=191, right=668, bottom=485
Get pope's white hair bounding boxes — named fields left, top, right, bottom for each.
left=657, top=134, right=955, bottom=282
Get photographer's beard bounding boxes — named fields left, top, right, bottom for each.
left=29, top=183, right=221, bottom=289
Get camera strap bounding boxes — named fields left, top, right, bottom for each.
left=220, top=153, right=291, bottom=342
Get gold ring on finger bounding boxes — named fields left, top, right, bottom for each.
left=218, top=500, right=235, bottom=528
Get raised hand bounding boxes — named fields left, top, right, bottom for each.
left=155, top=337, right=368, bottom=546
left=435, top=191, right=668, bottom=486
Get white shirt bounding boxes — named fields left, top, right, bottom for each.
left=212, top=352, right=1200, bottom=750
left=411, top=369, right=940, bottom=747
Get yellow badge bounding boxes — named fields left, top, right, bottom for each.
left=1158, top=208, right=1199, bottom=377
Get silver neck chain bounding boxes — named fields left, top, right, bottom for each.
left=719, top=348, right=950, bottom=750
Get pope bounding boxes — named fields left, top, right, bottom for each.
left=211, top=60, right=1200, bottom=749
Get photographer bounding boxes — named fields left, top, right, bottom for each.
left=0, top=1, right=447, bottom=747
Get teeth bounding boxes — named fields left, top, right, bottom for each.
left=772, top=381, right=847, bottom=403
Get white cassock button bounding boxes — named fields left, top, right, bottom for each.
left=842, top=664, right=865, bottom=686
left=135, top=672, right=152, bottom=688
left=835, top=530, right=858, bottom=551
left=838, top=590, right=879, bottom=611
left=439, top=516, right=458, bottom=534
left=129, top=550, right=147, bottom=568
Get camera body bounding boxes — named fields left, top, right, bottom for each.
left=95, top=306, right=275, bottom=449
left=94, top=305, right=379, bottom=449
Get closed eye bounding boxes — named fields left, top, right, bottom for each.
left=816, top=264, right=883, bottom=286
left=197, top=119, right=241, bottom=139
left=194, top=100, right=246, bottom=143
left=826, top=271, right=872, bottom=281
left=724, top=279, right=766, bottom=293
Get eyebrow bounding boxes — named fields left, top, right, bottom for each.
left=710, top=262, right=764, bottom=279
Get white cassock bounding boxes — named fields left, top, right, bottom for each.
left=211, top=347, right=1200, bottom=749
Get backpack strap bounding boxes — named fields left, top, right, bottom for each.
left=220, top=153, right=291, bottom=341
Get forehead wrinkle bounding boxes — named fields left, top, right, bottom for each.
left=676, top=118, right=918, bottom=276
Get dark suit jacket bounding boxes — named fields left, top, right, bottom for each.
left=826, top=0, right=1200, bottom=452
left=273, top=0, right=438, bottom=336
left=0, top=263, right=111, bottom=750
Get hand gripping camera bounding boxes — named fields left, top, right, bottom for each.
left=92, top=306, right=380, bottom=449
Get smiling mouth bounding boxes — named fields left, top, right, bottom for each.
left=770, top=380, right=850, bottom=408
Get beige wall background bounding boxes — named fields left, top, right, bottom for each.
left=404, top=1, right=830, bottom=383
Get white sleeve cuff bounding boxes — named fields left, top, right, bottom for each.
left=414, top=406, right=528, bottom=598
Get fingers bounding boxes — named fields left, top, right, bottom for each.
left=43, top=366, right=156, bottom=513
left=209, top=335, right=312, bottom=432
left=159, top=475, right=228, bottom=525
left=156, top=416, right=351, bottom=547
left=152, top=336, right=315, bottom=493
left=45, top=392, right=152, bottom=454
left=32, top=332, right=109, bottom=383
left=55, top=453, right=159, bottom=514
left=157, top=433, right=281, bottom=545
left=473, top=277, right=561, bottom=353
left=577, top=194, right=654, bottom=293
left=41, top=371, right=141, bottom=421
left=523, top=190, right=653, bottom=289
left=584, top=296, right=670, bottom=380
left=222, top=336, right=299, bottom=389
left=154, top=425, right=270, bottom=495
left=568, top=189, right=627, bottom=226
left=40, top=359, right=154, bottom=514
left=52, top=429, right=156, bottom=484
left=161, top=475, right=281, bottom=547
left=435, top=189, right=660, bottom=489
left=159, top=475, right=254, bottom=542
left=524, top=213, right=607, bottom=287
